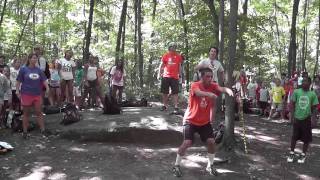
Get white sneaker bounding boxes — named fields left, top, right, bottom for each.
left=297, top=153, right=306, bottom=163
left=287, top=151, right=295, bottom=163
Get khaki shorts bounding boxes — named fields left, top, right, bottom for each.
left=271, top=102, right=283, bottom=111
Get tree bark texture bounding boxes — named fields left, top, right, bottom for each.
left=0, top=0, right=7, bottom=29
left=223, top=0, right=238, bottom=149
left=115, top=0, right=127, bottom=62
left=13, top=0, right=37, bottom=57
left=218, top=0, right=224, bottom=63
left=313, top=0, right=320, bottom=77
left=238, top=0, right=248, bottom=66
left=137, top=0, right=143, bottom=88
left=147, top=0, right=157, bottom=88
left=204, top=0, right=219, bottom=45
left=83, top=0, right=95, bottom=63
left=301, top=0, right=308, bottom=71
left=288, top=0, right=300, bottom=76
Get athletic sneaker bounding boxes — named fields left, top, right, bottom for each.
left=287, top=151, right=295, bottom=163
left=160, top=106, right=167, bottom=111
left=173, top=107, right=179, bottom=114
left=297, top=153, right=306, bottom=163
left=172, top=165, right=182, bottom=177
left=206, top=165, right=218, bottom=176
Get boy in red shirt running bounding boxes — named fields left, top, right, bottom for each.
left=172, top=68, right=233, bottom=177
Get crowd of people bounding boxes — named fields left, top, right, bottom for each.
left=0, top=46, right=126, bottom=137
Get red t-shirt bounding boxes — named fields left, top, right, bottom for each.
left=184, top=81, right=221, bottom=126
left=256, top=85, right=261, bottom=101
left=161, top=52, right=182, bottom=80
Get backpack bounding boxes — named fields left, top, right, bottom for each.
left=43, top=105, right=61, bottom=115
left=103, top=95, right=121, bottom=115
left=60, top=103, right=81, bottom=125
left=10, top=111, right=35, bottom=132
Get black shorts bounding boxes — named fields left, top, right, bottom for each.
left=259, top=101, right=269, bottom=109
left=160, top=77, right=179, bottom=94
left=11, top=90, right=20, bottom=104
left=292, top=117, right=312, bottom=143
left=183, top=123, right=214, bottom=143
left=88, top=79, right=98, bottom=87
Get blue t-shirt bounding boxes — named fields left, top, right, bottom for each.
left=16, top=66, right=47, bottom=96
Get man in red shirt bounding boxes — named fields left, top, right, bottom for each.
left=172, top=68, right=233, bottom=177
left=158, top=42, right=183, bottom=113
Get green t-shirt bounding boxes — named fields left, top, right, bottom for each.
left=75, top=68, right=84, bottom=87
left=292, top=88, right=319, bottom=120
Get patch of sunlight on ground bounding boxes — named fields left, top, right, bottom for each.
left=186, top=154, right=207, bottom=164
left=47, top=172, right=67, bottom=180
left=69, top=146, right=88, bottom=152
left=80, top=169, right=98, bottom=174
left=18, top=166, right=52, bottom=180
left=123, top=108, right=143, bottom=112
left=129, top=116, right=169, bottom=129
left=297, top=174, right=318, bottom=180
left=79, top=177, right=102, bottom=180
left=312, top=129, right=320, bottom=134
left=216, top=168, right=236, bottom=173
left=182, top=160, right=202, bottom=168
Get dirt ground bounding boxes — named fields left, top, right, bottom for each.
left=0, top=106, right=320, bottom=180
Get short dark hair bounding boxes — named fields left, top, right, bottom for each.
left=199, top=68, right=213, bottom=77
left=209, top=46, right=219, bottom=55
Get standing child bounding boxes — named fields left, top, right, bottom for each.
left=268, top=78, right=286, bottom=120
left=287, top=77, right=319, bottom=163
left=259, top=82, right=269, bottom=116
left=10, top=59, right=21, bottom=111
left=2, top=66, right=12, bottom=120
left=0, top=71, right=8, bottom=128
left=49, top=59, right=61, bottom=106
left=74, top=61, right=84, bottom=108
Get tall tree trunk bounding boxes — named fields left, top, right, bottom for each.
left=147, top=0, right=157, bottom=88
left=223, top=0, right=238, bottom=149
left=115, top=0, right=127, bottom=62
left=82, top=0, right=87, bottom=52
left=218, top=0, right=224, bottom=63
left=132, top=0, right=138, bottom=87
left=301, top=0, right=308, bottom=71
left=178, top=0, right=189, bottom=88
left=288, top=0, right=300, bottom=76
left=0, top=0, right=7, bottom=28
left=204, top=0, right=219, bottom=44
left=313, top=1, right=320, bottom=77
left=32, top=7, right=36, bottom=46
left=238, top=0, right=248, bottom=65
left=83, top=0, right=95, bottom=63
left=137, top=0, right=143, bottom=88
left=13, top=0, right=37, bottom=57
left=274, top=1, right=282, bottom=73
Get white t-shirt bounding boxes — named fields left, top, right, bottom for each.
left=36, top=56, right=47, bottom=71
left=59, top=58, right=76, bottom=80
left=247, top=82, right=257, bottom=99
left=87, top=66, right=98, bottom=81
left=198, top=58, right=224, bottom=83
left=259, top=88, right=269, bottom=102
left=10, top=67, right=19, bottom=90
left=110, top=66, right=126, bottom=86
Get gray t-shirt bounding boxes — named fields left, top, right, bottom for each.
left=198, top=58, right=224, bottom=83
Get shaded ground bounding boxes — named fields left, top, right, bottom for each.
left=0, top=105, right=320, bottom=180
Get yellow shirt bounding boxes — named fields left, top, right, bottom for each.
left=271, top=86, right=285, bottom=103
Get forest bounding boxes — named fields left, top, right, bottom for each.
left=0, top=0, right=319, bottom=95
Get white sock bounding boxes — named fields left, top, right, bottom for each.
left=207, top=153, right=215, bottom=166
left=175, top=154, right=183, bottom=166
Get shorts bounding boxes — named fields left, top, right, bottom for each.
left=21, top=94, right=42, bottom=107
left=11, top=90, right=20, bottom=104
left=183, top=123, right=214, bottom=143
left=259, top=101, right=269, bottom=110
left=292, top=117, right=312, bottom=143
left=73, top=86, right=82, bottom=97
left=271, top=102, right=283, bottom=111
left=88, top=79, right=98, bottom=87
left=160, top=77, right=179, bottom=94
